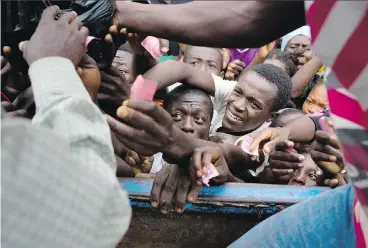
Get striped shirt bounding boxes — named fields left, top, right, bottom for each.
left=305, top=1, right=368, bottom=246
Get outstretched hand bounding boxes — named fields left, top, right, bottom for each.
left=19, top=6, right=88, bottom=67
left=150, top=163, right=202, bottom=214
left=105, top=100, right=175, bottom=157
left=189, top=146, right=230, bottom=185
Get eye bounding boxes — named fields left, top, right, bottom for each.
left=172, top=113, right=183, bottom=121
left=250, top=100, right=260, bottom=110
left=305, top=99, right=312, bottom=104
left=208, top=63, right=217, bottom=69
left=194, top=116, right=205, bottom=124
left=190, top=61, right=199, bottom=66
left=233, top=89, right=241, bottom=96
left=308, top=173, right=317, bottom=180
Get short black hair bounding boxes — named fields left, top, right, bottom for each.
left=244, top=63, right=293, bottom=112
left=163, top=85, right=214, bottom=120
left=265, top=49, right=298, bottom=77
left=270, top=108, right=304, bottom=127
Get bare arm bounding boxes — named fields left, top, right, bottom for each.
left=116, top=1, right=306, bottom=48
left=143, top=60, right=216, bottom=95
left=165, top=125, right=260, bottom=170
left=291, top=57, right=323, bottom=98
left=285, top=115, right=316, bottom=142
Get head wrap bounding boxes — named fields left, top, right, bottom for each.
left=281, top=26, right=311, bottom=51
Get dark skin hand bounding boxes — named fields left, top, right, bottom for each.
left=97, top=66, right=130, bottom=119
left=310, top=130, right=344, bottom=175
left=150, top=163, right=202, bottom=214
left=19, top=7, right=88, bottom=67
left=250, top=115, right=316, bottom=154
left=114, top=1, right=305, bottom=48
left=225, top=59, right=245, bottom=81
left=190, top=146, right=230, bottom=185
left=267, top=141, right=305, bottom=184
left=1, top=101, right=30, bottom=119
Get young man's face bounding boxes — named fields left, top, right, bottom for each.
left=183, top=46, right=223, bottom=76
left=302, top=82, right=329, bottom=114
left=168, top=93, right=212, bottom=140
left=222, top=71, right=277, bottom=133
left=112, top=50, right=134, bottom=84
left=288, top=153, right=324, bottom=186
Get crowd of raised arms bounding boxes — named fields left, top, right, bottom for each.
left=1, top=1, right=367, bottom=248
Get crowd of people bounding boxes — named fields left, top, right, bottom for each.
left=1, top=1, right=367, bottom=247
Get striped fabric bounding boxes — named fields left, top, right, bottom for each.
left=306, top=1, right=368, bottom=246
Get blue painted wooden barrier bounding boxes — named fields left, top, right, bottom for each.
left=118, top=178, right=331, bottom=247
left=120, top=178, right=330, bottom=215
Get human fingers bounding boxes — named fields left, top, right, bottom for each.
left=269, top=158, right=302, bottom=170
left=150, top=165, right=170, bottom=208
left=249, top=129, right=273, bottom=153
left=271, top=150, right=304, bottom=162
left=39, top=5, right=60, bottom=23
left=59, top=11, right=78, bottom=24
left=174, top=176, right=191, bottom=213
left=187, top=183, right=202, bottom=203
left=116, top=105, right=169, bottom=139
left=125, top=100, right=172, bottom=125
left=274, top=140, right=295, bottom=151
left=271, top=168, right=294, bottom=178
left=310, top=150, right=337, bottom=163
left=159, top=165, right=181, bottom=214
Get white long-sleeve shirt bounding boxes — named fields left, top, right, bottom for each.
left=1, top=57, right=131, bottom=248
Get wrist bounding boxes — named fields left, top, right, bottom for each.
left=163, top=125, right=193, bottom=164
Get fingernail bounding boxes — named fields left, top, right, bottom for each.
left=287, top=169, right=293, bottom=173
left=109, top=25, right=118, bottom=33
left=161, top=209, right=168, bottom=214
left=188, top=197, right=194, bottom=202
left=3, top=46, right=11, bottom=54
left=122, top=100, right=129, bottom=106
left=120, top=28, right=127, bottom=35
left=298, top=155, right=305, bottom=161
left=104, top=34, right=112, bottom=42
left=161, top=47, right=169, bottom=53
left=264, top=147, right=270, bottom=154
left=287, top=141, right=294, bottom=147
left=324, top=179, right=330, bottom=185
left=72, top=11, right=78, bottom=17
left=176, top=208, right=183, bottom=213
left=128, top=33, right=134, bottom=38
left=317, top=170, right=323, bottom=176
left=329, top=156, right=337, bottom=162
left=341, top=170, right=346, bottom=174
left=116, top=106, right=129, bottom=119
left=298, top=163, right=304, bottom=168
left=151, top=201, right=158, bottom=208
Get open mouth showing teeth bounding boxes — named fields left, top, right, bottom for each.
left=228, top=110, right=242, bottom=122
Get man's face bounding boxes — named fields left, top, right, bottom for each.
left=302, top=82, right=329, bottom=114
left=112, top=50, right=134, bottom=84
left=284, top=35, right=312, bottom=69
left=183, top=46, right=222, bottom=76
left=288, top=153, right=323, bottom=186
left=222, top=72, right=277, bottom=133
left=168, top=93, right=212, bottom=140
